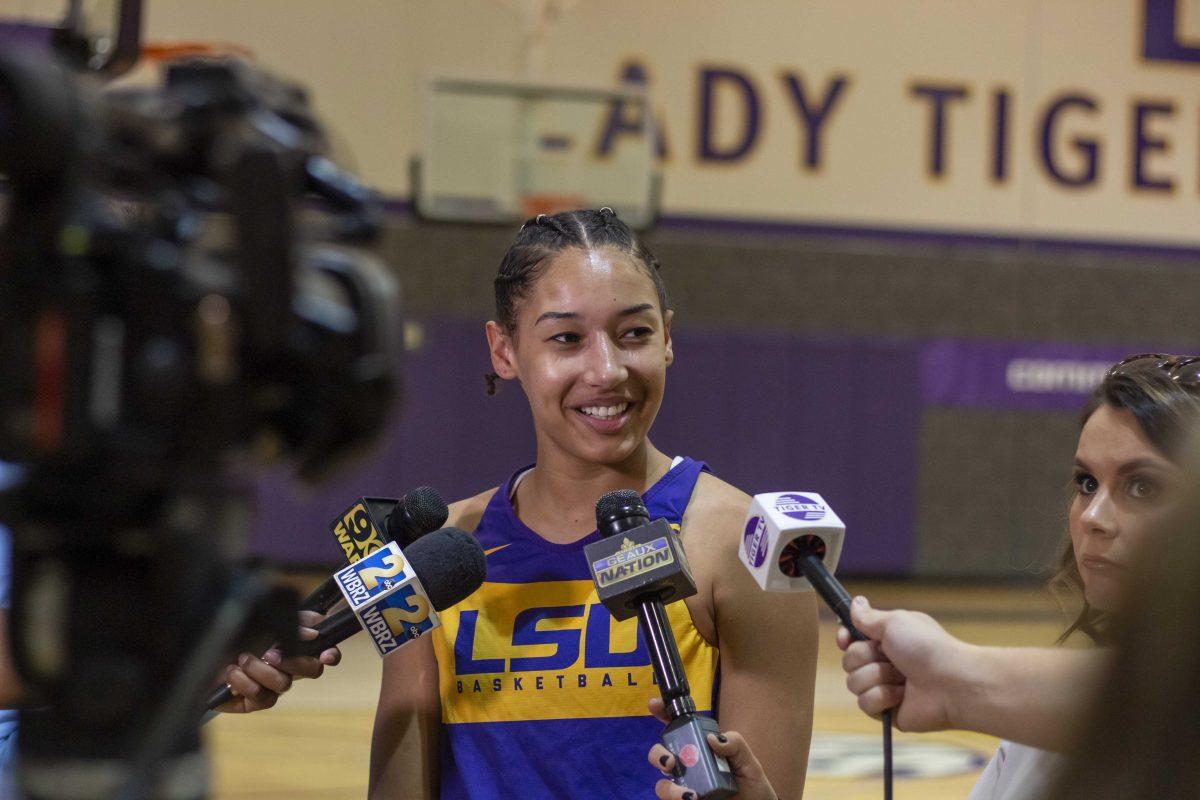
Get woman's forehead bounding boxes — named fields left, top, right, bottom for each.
left=1076, top=405, right=1171, bottom=468
left=525, top=247, right=658, bottom=313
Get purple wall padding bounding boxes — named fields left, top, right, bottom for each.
left=251, top=318, right=921, bottom=574
left=0, top=23, right=54, bottom=47
left=920, top=340, right=1138, bottom=411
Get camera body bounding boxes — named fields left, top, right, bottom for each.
left=0, top=50, right=400, bottom=483
left=0, top=38, right=402, bottom=799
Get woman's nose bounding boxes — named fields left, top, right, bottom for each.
left=582, top=336, right=627, bottom=387
left=1080, top=487, right=1118, bottom=538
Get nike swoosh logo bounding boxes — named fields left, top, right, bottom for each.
left=484, top=544, right=511, bottom=557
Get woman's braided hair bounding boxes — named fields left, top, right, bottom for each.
left=485, top=208, right=670, bottom=394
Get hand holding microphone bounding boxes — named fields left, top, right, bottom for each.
left=586, top=490, right=738, bottom=800
left=215, top=610, right=343, bottom=714
left=837, top=597, right=966, bottom=734
left=646, top=698, right=777, bottom=800
left=210, top=486, right=449, bottom=713
left=209, top=526, right=484, bottom=712
left=738, top=492, right=894, bottom=800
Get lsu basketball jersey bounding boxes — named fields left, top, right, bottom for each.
left=431, top=457, right=719, bottom=800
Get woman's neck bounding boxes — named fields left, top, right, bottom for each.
left=514, top=442, right=674, bottom=544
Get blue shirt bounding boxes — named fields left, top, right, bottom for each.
left=0, top=462, right=21, bottom=791
left=0, top=528, right=16, bottom=796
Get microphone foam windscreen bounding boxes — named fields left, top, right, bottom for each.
left=595, top=489, right=647, bottom=529
left=401, top=485, right=449, bottom=533
left=404, top=526, right=486, bottom=610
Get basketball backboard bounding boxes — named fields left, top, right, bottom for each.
left=412, top=76, right=661, bottom=229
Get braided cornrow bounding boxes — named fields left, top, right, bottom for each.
left=493, top=208, right=669, bottom=334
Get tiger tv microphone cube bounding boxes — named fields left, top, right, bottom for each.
left=739, top=492, right=845, bottom=592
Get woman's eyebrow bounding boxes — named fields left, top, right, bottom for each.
left=535, top=304, right=654, bottom=326
left=1116, top=458, right=1171, bottom=476
left=534, top=310, right=578, bottom=325
left=617, top=303, right=655, bottom=317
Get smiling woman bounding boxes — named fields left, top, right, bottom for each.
left=367, top=209, right=818, bottom=800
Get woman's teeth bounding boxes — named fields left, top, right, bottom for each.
left=580, top=402, right=630, bottom=419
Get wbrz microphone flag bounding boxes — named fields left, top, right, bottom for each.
left=334, top=540, right=439, bottom=656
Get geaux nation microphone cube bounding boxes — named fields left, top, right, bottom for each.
left=739, top=492, right=845, bottom=593
left=584, top=518, right=696, bottom=622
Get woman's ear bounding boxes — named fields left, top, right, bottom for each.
left=486, top=320, right=519, bottom=380
left=662, top=309, right=674, bottom=367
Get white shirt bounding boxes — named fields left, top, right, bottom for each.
left=967, top=740, right=1066, bottom=800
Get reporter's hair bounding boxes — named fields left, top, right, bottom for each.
left=483, top=208, right=670, bottom=395
left=1050, top=362, right=1200, bottom=643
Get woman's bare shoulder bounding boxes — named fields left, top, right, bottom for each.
left=682, top=472, right=752, bottom=536
left=446, top=488, right=499, bottom=534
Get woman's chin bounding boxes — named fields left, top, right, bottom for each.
left=1083, top=584, right=1121, bottom=615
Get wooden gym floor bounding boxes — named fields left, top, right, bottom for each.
left=207, top=579, right=1065, bottom=799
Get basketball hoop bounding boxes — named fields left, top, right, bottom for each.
left=140, top=40, right=254, bottom=65
left=520, top=192, right=587, bottom=217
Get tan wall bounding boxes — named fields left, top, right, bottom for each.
left=139, top=0, right=1200, bottom=246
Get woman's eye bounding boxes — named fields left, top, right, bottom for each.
left=1075, top=474, right=1098, bottom=494
left=1129, top=477, right=1159, bottom=500
left=549, top=332, right=581, bottom=344
left=622, top=327, right=654, bottom=340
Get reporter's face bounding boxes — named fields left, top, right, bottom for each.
left=1069, top=405, right=1183, bottom=612
left=494, top=246, right=672, bottom=466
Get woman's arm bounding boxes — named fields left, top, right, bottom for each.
left=689, top=479, right=819, bottom=799
left=368, top=490, right=490, bottom=799
left=369, top=635, right=441, bottom=799
left=840, top=597, right=1111, bottom=751
left=714, top=561, right=818, bottom=798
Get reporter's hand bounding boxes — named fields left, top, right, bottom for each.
left=645, top=698, right=778, bottom=800
left=216, top=610, right=342, bottom=714
left=837, top=596, right=964, bottom=732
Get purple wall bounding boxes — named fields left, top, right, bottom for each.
left=252, top=318, right=922, bottom=574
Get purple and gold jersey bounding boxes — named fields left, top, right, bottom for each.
left=432, top=457, right=719, bottom=800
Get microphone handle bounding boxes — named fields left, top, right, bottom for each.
left=299, top=574, right=344, bottom=614
left=798, top=554, right=892, bottom=800
left=637, top=596, right=738, bottom=799
left=203, top=608, right=361, bottom=711
left=799, top=554, right=866, bottom=642
left=292, top=606, right=361, bottom=657
left=636, top=597, right=696, bottom=719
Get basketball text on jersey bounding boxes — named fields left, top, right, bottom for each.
left=435, top=577, right=715, bottom=724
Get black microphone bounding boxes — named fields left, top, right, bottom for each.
left=780, top=533, right=892, bottom=800
left=291, top=526, right=485, bottom=657
left=586, top=491, right=737, bottom=800
left=299, top=485, right=448, bottom=613
left=205, top=526, right=482, bottom=711
left=781, top=534, right=865, bottom=640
